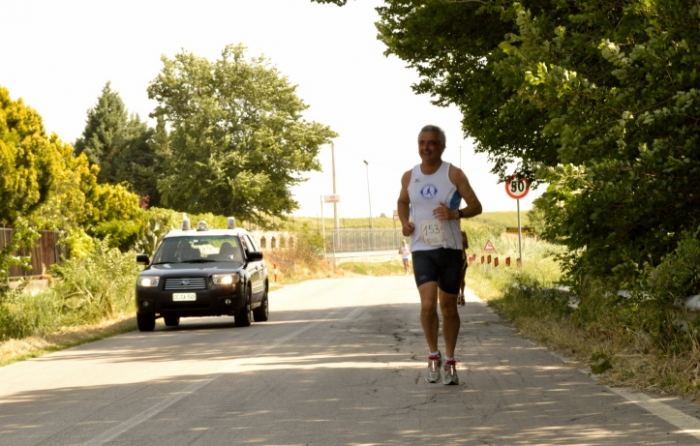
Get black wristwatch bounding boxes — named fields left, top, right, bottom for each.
left=458, top=209, right=464, bottom=219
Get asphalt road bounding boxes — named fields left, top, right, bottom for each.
left=2, top=276, right=700, bottom=445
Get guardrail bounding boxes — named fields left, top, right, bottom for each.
left=513, top=284, right=700, bottom=312
left=322, top=228, right=406, bottom=254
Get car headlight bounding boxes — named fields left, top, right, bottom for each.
left=138, top=276, right=160, bottom=287
left=212, top=274, right=239, bottom=285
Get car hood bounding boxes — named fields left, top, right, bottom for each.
left=140, top=262, right=245, bottom=276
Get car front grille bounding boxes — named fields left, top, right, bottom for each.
left=164, top=277, right=207, bottom=291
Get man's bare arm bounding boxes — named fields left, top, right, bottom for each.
left=450, top=165, right=482, bottom=219
left=397, top=170, right=415, bottom=236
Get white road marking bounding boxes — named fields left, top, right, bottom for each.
left=473, top=288, right=700, bottom=441
left=84, top=306, right=360, bottom=445
left=608, top=386, right=700, bottom=440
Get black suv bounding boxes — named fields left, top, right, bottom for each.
left=135, top=219, right=269, bottom=331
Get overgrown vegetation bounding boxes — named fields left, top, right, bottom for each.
left=0, top=238, right=139, bottom=341
left=264, top=225, right=336, bottom=283
left=468, top=223, right=700, bottom=400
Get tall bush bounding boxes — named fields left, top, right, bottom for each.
left=49, top=237, right=140, bottom=325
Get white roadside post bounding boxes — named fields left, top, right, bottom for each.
left=505, top=175, right=530, bottom=268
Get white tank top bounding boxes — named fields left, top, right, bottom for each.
left=408, top=162, right=463, bottom=252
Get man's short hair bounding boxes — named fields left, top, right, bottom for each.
left=419, top=125, right=446, bottom=146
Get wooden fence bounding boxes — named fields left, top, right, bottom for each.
left=1, top=229, right=68, bottom=278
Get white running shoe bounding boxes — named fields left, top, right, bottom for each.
left=425, top=352, right=442, bottom=383
left=443, top=359, right=459, bottom=385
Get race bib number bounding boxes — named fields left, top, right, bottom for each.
left=420, top=220, right=444, bottom=246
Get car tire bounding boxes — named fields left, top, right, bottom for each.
left=253, top=287, right=269, bottom=322
left=235, top=288, right=252, bottom=327
left=137, top=313, right=156, bottom=332
left=164, top=315, right=180, bottom=327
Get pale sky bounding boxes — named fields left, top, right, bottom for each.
left=0, top=0, right=542, bottom=219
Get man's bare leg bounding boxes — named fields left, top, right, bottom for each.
left=418, top=281, right=439, bottom=353
left=439, top=289, right=460, bottom=358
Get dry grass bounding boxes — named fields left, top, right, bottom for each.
left=0, top=314, right=136, bottom=367
left=265, top=251, right=359, bottom=284
left=502, top=312, right=700, bottom=400
left=461, top=234, right=700, bottom=401
left=479, top=277, right=700, bottom=402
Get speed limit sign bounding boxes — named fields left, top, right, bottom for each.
left=505, top=175, right=529, bottom=199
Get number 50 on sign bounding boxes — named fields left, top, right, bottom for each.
left=505, top=175, right=529, bottom=199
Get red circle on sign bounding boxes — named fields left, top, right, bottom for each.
left=505, top=175, right=529, bottom=199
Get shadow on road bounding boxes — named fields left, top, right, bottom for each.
left=1, top=280, right=699, bottom=445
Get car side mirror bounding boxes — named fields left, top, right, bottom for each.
left=136, top=254, right=150, bottom=265
left=246, top=251, right=263, bottom=262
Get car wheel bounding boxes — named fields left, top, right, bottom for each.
left=235, top=288, right=252, bottom=327
left=137, top=313, right=156, bottom=332
left=253, top=287, right=269, bottom=322
left=164, top=315, right=180, bottom=327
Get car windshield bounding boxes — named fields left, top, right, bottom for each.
left=152, top=236, right=244, bottom=264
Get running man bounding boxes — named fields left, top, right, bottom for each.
left=397, top=125, right=482, bottom=385
left=399, top=240, right=412, bottom=275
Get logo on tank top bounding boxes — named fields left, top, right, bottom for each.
left=420, top=184, right=438, bottom=199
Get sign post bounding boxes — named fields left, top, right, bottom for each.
left=505, top=175, right=530, bottom=267
left=320, top=195, right=326, bottom=258
left=483, top=239, right=496, bottom=273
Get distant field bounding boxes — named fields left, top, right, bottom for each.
left=282, top=211, right=530, bottom=232
left=471, top=211, right=530, bottom=228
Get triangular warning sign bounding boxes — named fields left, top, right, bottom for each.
left=483, top=239, right=496, bottom=251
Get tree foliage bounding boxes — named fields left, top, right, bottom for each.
left=35, top=130, right=142, bottom=249
left=0, top=87, right=61, bottom=225
left=312, top=0, right=700, bottom=289
left=75, top=82, right=162, bottom=206
left=147, top=44, right=337, bottom=225
left=0, top=88, right=60, bottom=291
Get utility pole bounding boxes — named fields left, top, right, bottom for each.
left=363, top=159, right=373, bottom=251
left=331, top=142, right=339, bottom=231
left=331, top=142, right=339, bottom=266
left=363, top=160, right=373, bottom=230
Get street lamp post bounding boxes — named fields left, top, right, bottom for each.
left=363, top=160, right=373, bottom=230
left=363, top=160, right=373, bottom=251
left=331, top=142, right=339, bottom=231
left=330, top=142, right=338, bottom=265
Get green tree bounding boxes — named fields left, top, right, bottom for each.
left=313, top=0, right=700, bottom=288
left=33, top=139, right=94, bottom=231
left=0, top=87, right=59, bottom=292
left=147, top=44, right=337, bottom=225
left=75, top=82, right=161, bottom=206
left=0, top=87, right=60, bottom=225
left=496, top=2, right=700, bottom=281
left=311, top=0, right=547, bottom=178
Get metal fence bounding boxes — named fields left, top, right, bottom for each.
left=321, top=229, right=407, bottom=254
left=1, top=229, right=68, bottom=278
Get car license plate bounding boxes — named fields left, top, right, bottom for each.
left=173, top=292, right=196, bottom=301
